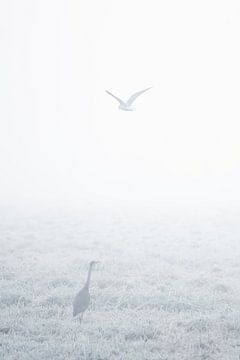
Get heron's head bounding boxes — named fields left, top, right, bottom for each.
left=90, top=260, right=100, bottom=267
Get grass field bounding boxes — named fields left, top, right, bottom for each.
left=1, top=203, right=240, bottom=359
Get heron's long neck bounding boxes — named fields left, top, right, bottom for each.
left=85, top=265, right=93, bottom=289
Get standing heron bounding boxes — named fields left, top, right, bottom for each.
left=73, top=261, right=99, bottom=322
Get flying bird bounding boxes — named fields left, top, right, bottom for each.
left=105, top=87, right=152, bottom=111
left=73, top=261, right=99, bottom=323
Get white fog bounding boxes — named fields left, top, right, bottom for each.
left=1, top=1, right=240, bottom=359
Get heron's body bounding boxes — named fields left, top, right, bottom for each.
left=73, top=261, right=99, bottom=322
left=73, top=286, right=90, bottom=317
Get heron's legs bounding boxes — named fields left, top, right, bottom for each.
left=79, top=313, right=83, bottom=323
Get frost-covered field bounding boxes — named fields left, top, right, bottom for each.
left=1, top=203, right=240, bottom=360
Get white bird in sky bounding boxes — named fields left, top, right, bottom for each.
left=105, top=87, right=152, bottom=111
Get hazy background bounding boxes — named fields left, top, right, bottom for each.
left=1, top=0, right=240, bottom=208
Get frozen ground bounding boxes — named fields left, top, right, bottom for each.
left=0, top=203, right=240, bottom=359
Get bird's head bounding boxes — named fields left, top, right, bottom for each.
left=90, top=260, right=100, bottom=267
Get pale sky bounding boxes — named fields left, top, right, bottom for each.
left=0, top=0, right=240, bottom=206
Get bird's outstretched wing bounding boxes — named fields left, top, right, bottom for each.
left=105, top=90, right=125, bottom=106
left=126, top=87, right=152, bottom=106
